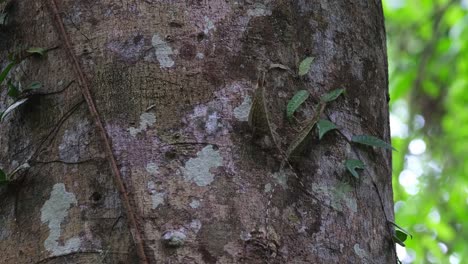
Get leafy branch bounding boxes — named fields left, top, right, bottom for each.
left=0, top=46, right=53, bottom=183
left=249, top=56, right=405, bottom=262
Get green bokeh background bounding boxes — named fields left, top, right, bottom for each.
left=384, top=0, right=468, bottom=263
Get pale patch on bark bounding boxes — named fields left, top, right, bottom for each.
left=151, top=34, right=174, bottom=68
left=40, top=183, right=81, bottom=256
left=128, top=112, right=156, bottom=137
left=182, top=145, right=223, bottom=186
left=58, top=120, right=91, bottom=162
left=205, top=111, right=219, bottom=135
left=186, top=104, right=223, bottom=142
left=272, top=170, right=289, bottom=189
left=189, top=219, right=202, bottom=233
left=147, top=181, right=165, bottom=209
left=196, top=52, right=205, bottom=59
left=233, top=95, right=252, bottom=121
left=312, top=183, right=358, bottom=213
left=247, top=3, right=272, bottom=17
left=146, top=162, right=159, bottom=175
left=353, top=243, right=369, bottom=260
left=162, top=230, right=186, bottom=247
left=203, top=16, right=215, bottom=35
left=0, top=207, right=13, bottom=240
left=190, top=199, right=201, bottom=209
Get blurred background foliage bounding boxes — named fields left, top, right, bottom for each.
left=383, top=0, right=468, bottom=263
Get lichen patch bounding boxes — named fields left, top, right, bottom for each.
left=151, top=33, right=174, bottom=68
left=182, top=145, right=223, bottom=186
left=247, top=4, right=272, bottom=17
left=233, top=95, right=252, bottom=121
left=189, top=219, right=202, bottom=233
left=190, top=199, right=201, bottom=209
left=40, top=183, right=81, bottom=256
left=147, top=181, right=165, bottom=209
left=272, top=170, right=289, bottom=189
left=196, top=52, right=205, bottom=59
left=312, top=183, right=358, bottom=213
left=146, top=162, right=159, bottom=175
left=58, top=120, right=91, bottom=162
left=353, top=243, right=369, bottom=259
left=128, top=112, right=156, bottom=137
left=203, top=16, right=216, bottom=35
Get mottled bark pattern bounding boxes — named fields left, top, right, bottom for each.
left=0, top=0, right=394, bottom=263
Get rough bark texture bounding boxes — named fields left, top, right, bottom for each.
left=0, top=0, right=394, bottom=263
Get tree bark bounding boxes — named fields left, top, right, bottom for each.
left=0, top=0, right=395, bottom=263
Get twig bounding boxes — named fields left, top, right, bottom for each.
left=34, top=250, right=104, bottom=264
left=46, top=1, right=149, bottom=263
left=330, top=122, right=398, bottom=261
left=29, top=99, right=84, bottom=162
left=30, top=158, right=102, bottom=165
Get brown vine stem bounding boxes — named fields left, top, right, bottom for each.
left=45, top=1, right=149, bottom=263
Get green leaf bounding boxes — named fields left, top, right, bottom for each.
left=0, top=61, right=14, bottom=85
left=388, top=221, right=413, bottom=239
left=28, top=81, right=42, bottom=90
left=320, top=88, right=345, bottom=103
left=1, top=98, right=28, bottom=121
left=317, top=119, right=337, bottom=139
left=298, top=57, right=314, bottom=76
left=0, top=168, right=8, bottom=185
left=7, top=80, right=19, bottom=98
left=345, top=159, right=365, bottom=178
left=395, top=230, right=408, bottom=243
left=393, top=234, right=406, bottom=247
left=286, top=90, right=309, bottom=121
left=352, top=135, right=396, bottom=151
left=26, top=47, right=46, bottom=57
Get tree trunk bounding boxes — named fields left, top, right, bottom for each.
left=0, top=0, right=395, bottom=263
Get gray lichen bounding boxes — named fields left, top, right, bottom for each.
left=147, top=181, right=165, bottom=209
left=189, top=219, right=202, bottom=233
left=233, top=95, right=252, bottom=122
left=189, top=199, right=201, bottom=209
left=182, top=145, right=223, bottom=186
left=40, top=183, right=81, bottom=256
left=247, top=3, right=272, bottom=17
left=312, top=183, right=358, bottom=213
left=161, top=230, right=187, bottom=247
left=128, top=112, right=156, bottom=137
left=151, top=34, right=174, bottom=68
left=58, top=119, right=91, bottom=162
left=203, top=16, right=215, bottom=35
left=146, top=162, right=159, bottom=175
left=353, top=243, right=369, bottom=260
left=272, top=170, right=289, bottom=189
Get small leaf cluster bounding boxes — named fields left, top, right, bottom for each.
left=285, top=58, right=396, bottom=178
left=0, top=47, right=47, bottom=185
left=292, top=58, right=407, bottom=250
left=0, top=0, right=13, bottom=27
left=285, top=88, right=342, bottom=158
left=389, top=221, right=412, bottom=247
left=0, top=47, right=46, bottom=119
